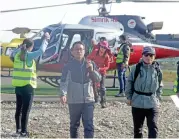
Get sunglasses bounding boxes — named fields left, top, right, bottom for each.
left=144, top=53, right=154, bottom=57
left=100, top=45, right=106, bottom=49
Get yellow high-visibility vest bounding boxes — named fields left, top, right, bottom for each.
left=12, top=51, right=37, bottom=88
left=173, top=76, right=178, bottom=93
left=116, top=45, right=124, bottom=64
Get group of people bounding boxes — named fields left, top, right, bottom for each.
left=10, top=32, right=179, bottom=138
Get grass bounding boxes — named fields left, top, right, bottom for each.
left=0, top=85, right=175, bottom=96
left=2, top=69, right=177, bottom=82
left=107, top=70, right=177, bottom=82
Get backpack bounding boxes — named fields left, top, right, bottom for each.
left=132, top=61, right=162, bottom=92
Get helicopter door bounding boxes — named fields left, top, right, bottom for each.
left=58, top=30, right=94, bottom=64
left=38, top=28, right=64, bottom=64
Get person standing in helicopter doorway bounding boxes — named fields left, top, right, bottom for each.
left=115, top=35, right=131, bottom=97
left=10, top=33, right=50, bottom=137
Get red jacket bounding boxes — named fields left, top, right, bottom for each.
left=87, top=48, right=110, bottom=75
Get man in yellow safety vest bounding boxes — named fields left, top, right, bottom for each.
left=115, top=35, right=131, bottom=97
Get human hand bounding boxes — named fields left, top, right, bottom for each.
left=91, top=39, right=96, bottom=45
left=126, top=100, right=131, bottom=106
left=86, top=60, right=93, bottom=72
left=44, top=32, right=50, bottom=40
left=60, top=96, right=67, bottom=104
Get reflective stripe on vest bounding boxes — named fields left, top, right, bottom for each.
left=173, top=76, right=178, bottom=93
left=12, top=52, right=37, bottom=88
left=116, top=45, right=124, bottom=63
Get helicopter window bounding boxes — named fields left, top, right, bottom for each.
left=95, top=32, right=117, bottom=46
left=70, top=34, right=81, bottom=49
left=5, top=47, right=16, bottom=56
left=61, top=34, right=69, bottom=49
left=0, top=46, right=3, bottom=55
left=49, top=29, right=62, bottom=44
left=42, top=46, right=56, bottom=59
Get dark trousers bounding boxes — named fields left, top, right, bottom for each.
left=100, top=75, right=106, bottom=104
left=68, top=103, right=94, bottom=138
left=15, top=84, right=34, bottom=133
left=177, top=77, right=179, bottom=92
left=132, top=107, right=159, bottom=138
left=117, top=63, right=127, bottom=93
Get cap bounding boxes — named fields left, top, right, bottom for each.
left=143, top=46, right=155, bottom=55
left=98, top=41, right=109, bottom=49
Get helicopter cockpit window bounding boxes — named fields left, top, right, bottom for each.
left=42, top=46, right=56, bottom=59
left=70, top=34, right=81, bottom=49
left=41, top=32, right=68, bottom=60
left=5, top=47, right=16, bottom=56
left=61, top=34, right=69, bottom=50
left=0, top=46, right=3, bottom=55
left=49, top=29, right=62, bottom=44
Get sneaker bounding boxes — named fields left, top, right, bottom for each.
left=12, top=132, right=21, bottom=137
left=11, top=129, right=21, bottom=137
left=115, top=93, right=125, bottom=97
left=20, top=132, right=29, bottom=138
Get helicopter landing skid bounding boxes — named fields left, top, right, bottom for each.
left=38, top=76, right=61, bottom=88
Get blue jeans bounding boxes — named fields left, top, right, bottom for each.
left=68, top=103, right=94, bottom=138
left=117, top=63, right=126, bottom=93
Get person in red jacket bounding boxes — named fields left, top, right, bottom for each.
left=87, top=40, right=110, bottom=108
left=91, top=38, right=113, bottom=63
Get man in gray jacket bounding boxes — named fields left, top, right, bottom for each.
left=59, top=41, right=101, bottom=138
left=125, top=46, right=163, bottom=138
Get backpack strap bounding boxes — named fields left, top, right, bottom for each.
left=134, top=62, right=142, bottom=83
left=132, top=62, right=142, bottom=92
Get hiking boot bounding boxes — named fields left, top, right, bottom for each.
left=101, top=102, right=107, bottom=108
left=115, top=93, right=125, bottom=97
left=95, top=95, right=99, bottom=103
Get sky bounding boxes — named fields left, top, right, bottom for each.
left=0, top=0, right=179, bottom=42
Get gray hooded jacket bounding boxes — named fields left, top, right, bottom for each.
left=59, top=58, right=101, bottom=104
left=125, top=60, right=163, bottom=109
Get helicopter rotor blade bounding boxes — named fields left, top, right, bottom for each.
left=123, top=0, right=179, bottom=2
left=0, top=1, right=89, bottom=13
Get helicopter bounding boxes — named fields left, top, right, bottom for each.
left=1, top=0, right=179, bottom=88
left=0, top=27, right=40, bottom=76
